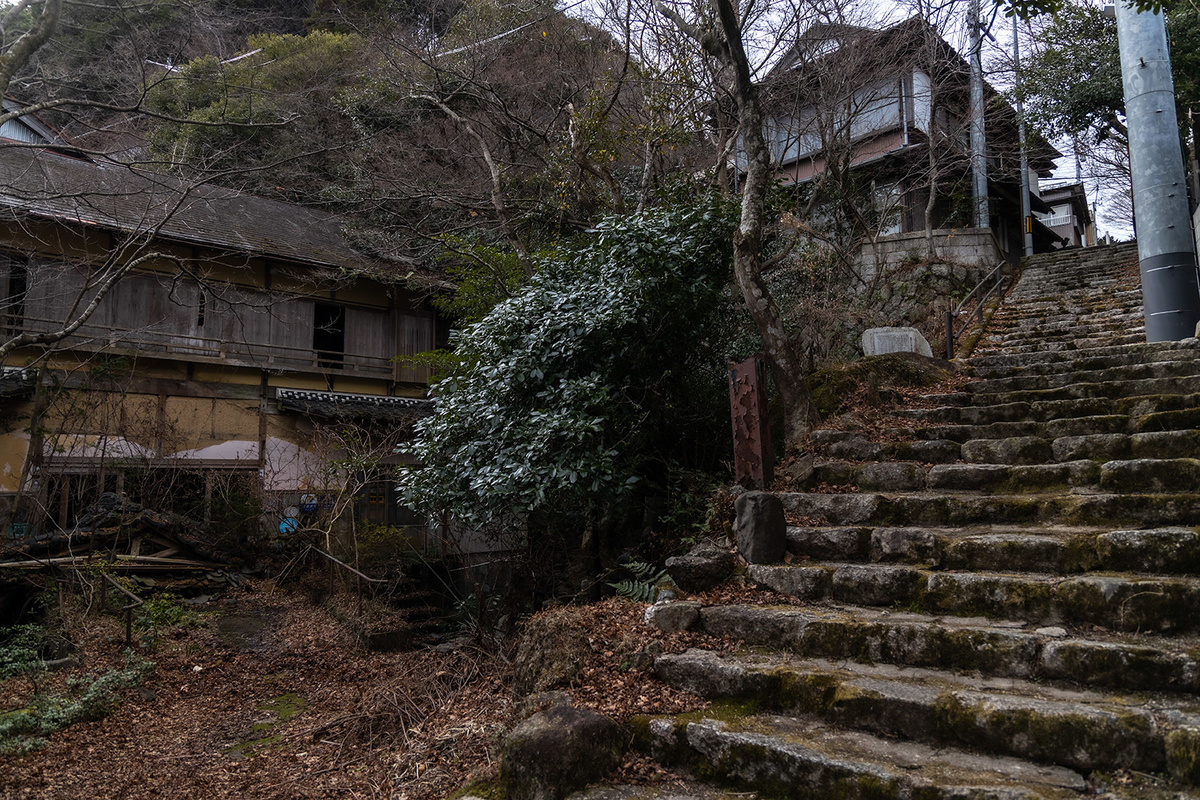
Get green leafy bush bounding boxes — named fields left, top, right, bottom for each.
left=401, top=204, right=735, bottom=531
left=0, top=654, right=155, bottom=754
left=0, top=624, right=49, bottom=694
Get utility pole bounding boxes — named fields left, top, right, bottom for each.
left=1114, top=1, right=1200, bottom=341
left=968, top=0, right=989, bottom=230
left=1013, top=17, right=1033, bottom=257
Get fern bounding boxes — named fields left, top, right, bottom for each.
left=609, top=560, right=674, bottom=602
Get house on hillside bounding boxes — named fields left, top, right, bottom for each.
left=0, top=130, right=449, bottom=552
left=1038, top=182, right=1094, bottom=248
left=755, top=18, right=1067, bottom=270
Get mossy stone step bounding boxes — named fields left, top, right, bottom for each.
left=980, top=334, right=1149, bottom=355
left=987, top=321, right=1143, bottom=342
left=748, top=561, right=1200, bottom=632
left=642, top=714, right=1084, bottom=799
left=970, top=349, right=1195, bottom=380
left=968, top=341, right=1200, bottom=370
left=654, top=650, right=1175, bottom=776
left=786, top=524, right=1200, bottom=575
left=963, top=374, right=1200, bottom=404
left=677, top=604, right=1200, bottom=694
left=839, top=413, right=1199, bottom=448
left=779, top=489, right=1200, bottom=529
left=810, top=459, right=1101, bottom=494
left=901, top=393, right=1200, bottom=427
left=970, top=360, right=1199, bottom=394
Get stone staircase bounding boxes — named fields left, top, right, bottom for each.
left=639, top=241, right=1200, bottom=799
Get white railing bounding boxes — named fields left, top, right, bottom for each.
left=1040, top=213, right=1075, bottom=228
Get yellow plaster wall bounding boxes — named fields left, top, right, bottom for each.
left=191, top=364, right=262, bottom=385
left=163, top=396, right=261, bottom=451
left=39, top=390, right=161, bottom=450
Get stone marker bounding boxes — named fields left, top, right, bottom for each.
left=733, top=491, right=786, bottom=564
left=861, top=326, right=934, bottom=357
left=501, top=705, right=625, bottom=800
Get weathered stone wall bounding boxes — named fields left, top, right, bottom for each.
left=858, top=228, right=1004, bottom=282
left=852, top=228, right=1006, bottom=356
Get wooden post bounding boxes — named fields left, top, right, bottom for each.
left=728, top=355, right=774, bottom=490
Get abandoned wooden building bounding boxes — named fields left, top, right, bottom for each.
left=0, top=130, right=447, bottom=549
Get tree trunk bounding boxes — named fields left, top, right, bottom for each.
left=712, top=0, right=817, bottom=451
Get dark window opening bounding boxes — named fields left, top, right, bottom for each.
left=313, top=302, right=345, bottom=369
left=197, top=289, right=206, bottom=328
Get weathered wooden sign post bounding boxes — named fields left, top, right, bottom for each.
left=727, top=355, right=773, bottom=489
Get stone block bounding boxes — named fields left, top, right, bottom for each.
left=859, top=462, right=927, bottom=491
left=665, top=543, right=735, bottom=592
left=734, top=491, right=787, bottom=564
left=861, top=326, right=934, bottom=357
left=501, top=706, right=625, bottom=800
left=644, top=600, right=702, bottom=633
left=748, top=564, right=832, bottom=599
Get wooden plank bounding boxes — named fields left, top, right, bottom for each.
left=398, top=313, right=434, bottom=383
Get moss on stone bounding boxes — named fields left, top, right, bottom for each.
left=1167, top=728, right=1200, bottom=784
left=807, top=353, right=958, bottom=417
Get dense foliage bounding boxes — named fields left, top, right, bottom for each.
left=401, top=204, right=735, bottom=531
left=1021, top=3, right=1199, bottom=145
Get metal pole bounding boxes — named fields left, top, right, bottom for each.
left=1014, top=17, right=1033, bottom=258
left=1115, top=1, right=1200, bottom=341
left=969, top=0, right=990, bottom=230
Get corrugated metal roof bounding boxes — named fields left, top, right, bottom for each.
left=0, top=146, right=429, bottom=279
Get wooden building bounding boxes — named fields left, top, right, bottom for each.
left=0, top=133, right=447, bottom=545
left=755, top=18, right=1065, bottom=265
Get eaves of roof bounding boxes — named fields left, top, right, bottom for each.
left=0, top=145, right=444, bottom=285
left=276, top=388, right=433, bottom=423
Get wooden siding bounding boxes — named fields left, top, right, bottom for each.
left=13, top=261, right=438, bottom=381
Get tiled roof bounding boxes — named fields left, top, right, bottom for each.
left=0, top=145, right=436, bottom=280
left=276, top=388, right=432, bottom=422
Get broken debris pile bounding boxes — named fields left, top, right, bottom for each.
left=3, top=492, right=240, bottom=572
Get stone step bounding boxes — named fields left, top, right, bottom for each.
left=654, top=650, right=1197, bottom=778
left=985, top=323, right=1146, bottom=344
left=898, top=393, right=1200, bottom=426
left=969, top=360, right=1198, bottom=394
left=886, top=416, right=1194, bottom=445
left=781, top=489, right=1200, bottom=529
left=640, top=712, right=1087, bottom=799
left=962, top=374, right=1200, bottom=405
left=814, top=458, right=1100, bottom=492
left=968, top=340, right=1200, bottom=370
left=670, top=603, right=1200, bottom=695
left=785, top=525, right=1200, bottom=575
left=970, top=349, right=1199, bottom=380
left=975, top=333, right=1150, bottom=355
left=748, top=561, right=1200, bottom=632
left=986, top=315, right=1143, bottom=335
left=567, top=784, right=768, bottom=799
left=817, top=449, right=1200, bottom=493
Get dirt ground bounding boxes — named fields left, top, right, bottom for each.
left=0, top=581, right=513, bottom=800
left=0, top=578, right=788, bottom=799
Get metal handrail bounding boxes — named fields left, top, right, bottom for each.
left=101, top=573, right=143, bottom=648
left=945, top=262, right=1011, bottom=359
left=311, top=546, right=385, bottom=618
